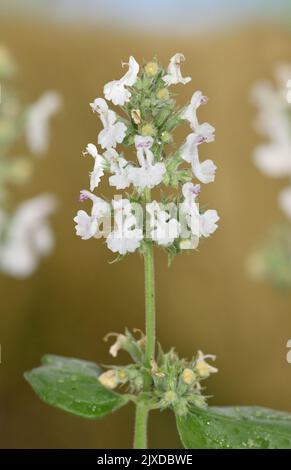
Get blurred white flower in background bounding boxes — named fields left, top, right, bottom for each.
left=248, top=65, right=291, bottom=287
left=0, top=195, right=56, bottom=278
left=26, top=91, right=62, bottom=156
left=0, top=45, right=61, bottom=278
left=252, top=64, right=291, bottom=218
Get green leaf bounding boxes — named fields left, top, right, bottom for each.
left=176, top=405, right=291, bottom=449
left=24, top=355, right=129, bottom=419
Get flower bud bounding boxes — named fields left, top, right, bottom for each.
left=145, top=61, right=158, bottom=77
left=117, top=369, right=128, bottom=383
left=131, top=109, right=141, bottom=124
left=181, top=368, right=196, bottom=385
left=141, top=123, right=155, bottom=136
left=157, top=88, right=170, bottom=100
left=98, top=370, right=119, bottom=389
left=164, top=390, right=178, bottom=404
left=160, top=131, right=173, bottom=144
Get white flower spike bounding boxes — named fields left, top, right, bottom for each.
left=76, top=54, right=218, bottom=257
left=252, top=65, right=291, bottom=218
left=104, top=56, right=139, bottom=106
left=163, top=53, right=191, bottom=86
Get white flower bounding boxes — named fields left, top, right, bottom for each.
left=182, top=182, right=201, bottom=206
left=74, top=190, right=110, bottom=240
left=182, top=91, right=215, bottom=142
left=104, top=56, right=139, bottom=106
left=90, top=98, right=127, bottom=149
left=180, top=183, right=219, bottom=239
left=104, top=333, right=127, bottom=357
left=147, top=201, right=180, bottom=246
left=106, top=199, right=143, bottom=255
left=26, top=91, right=62, bottom=156
left=180, top=186, right=200, bottom=238
left=180, top=133, right=216, bottom=184
left=104, top=148, right=132, bottom=190
left=253, top=142, right=291, bottom=177
left=129, top=135, right=166, bottom=190
left=199, top=210, right=219, bottom=237
left=194, top=350, right=218, bottom=378
left=74, top=210, right=98, bottom=241
left=0, top=195, right=56, bottom=278
left=83, top=143, right=105, bottom=191
left=278, top=186, right=291, bottom=219
left=163, top=53, right=191, bottom=86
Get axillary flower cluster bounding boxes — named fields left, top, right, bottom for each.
left=99, top=330, right=218, bottom=415
left=74, top=53, right=219, bottom=258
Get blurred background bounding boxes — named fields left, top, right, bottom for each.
left=1, top=0, right=291, bottom=449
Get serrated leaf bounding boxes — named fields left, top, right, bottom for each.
left=176, top=405, right=291, bottom=449
left=25, top=356, right=129, bottom=419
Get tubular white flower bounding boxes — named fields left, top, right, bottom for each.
left=26, top=91, right=62, bottom=156
left=129, top=136, right=166, bottom=190
left=104, top=56, right=139, bottom=106
left=74, top=190, right=110, bottom=240
left=180, top=133, right=216, bottom=184
left=83, top=143, right=105, bottom=191
left=182, top=90, right=215, bottom=143
left=180, top=182, right=201, bottom=237
left=199, top=210, right=219, bottom=238
left=90, top=98, right=127, bottom=149
left=80, top=190, right=110, bottom=217
left=106, top=199, right=143, bottom=255
left=147, top=201, right=180, bottom=246
left=194, top=350, right=218, bottom=378
left=180, top=183, right=219, bottom=239
left=74, top=210, right=98, bottom=241
left=104, top=149, right=132, bottom=190
left=105, top=333, right=127, bottom=358
left=0, top=195, right=56, bottom=278
left=163, top=53, right=191, bottom=86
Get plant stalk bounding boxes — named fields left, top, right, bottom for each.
left=133, top=189, right=156, bottom=449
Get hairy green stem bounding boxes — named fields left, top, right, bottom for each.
left=133, top=189, right=156, bottom=449
left=133, top=401, right=149, bottom=449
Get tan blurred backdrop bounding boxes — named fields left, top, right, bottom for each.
left=0, top=16, right=291, bottom=448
